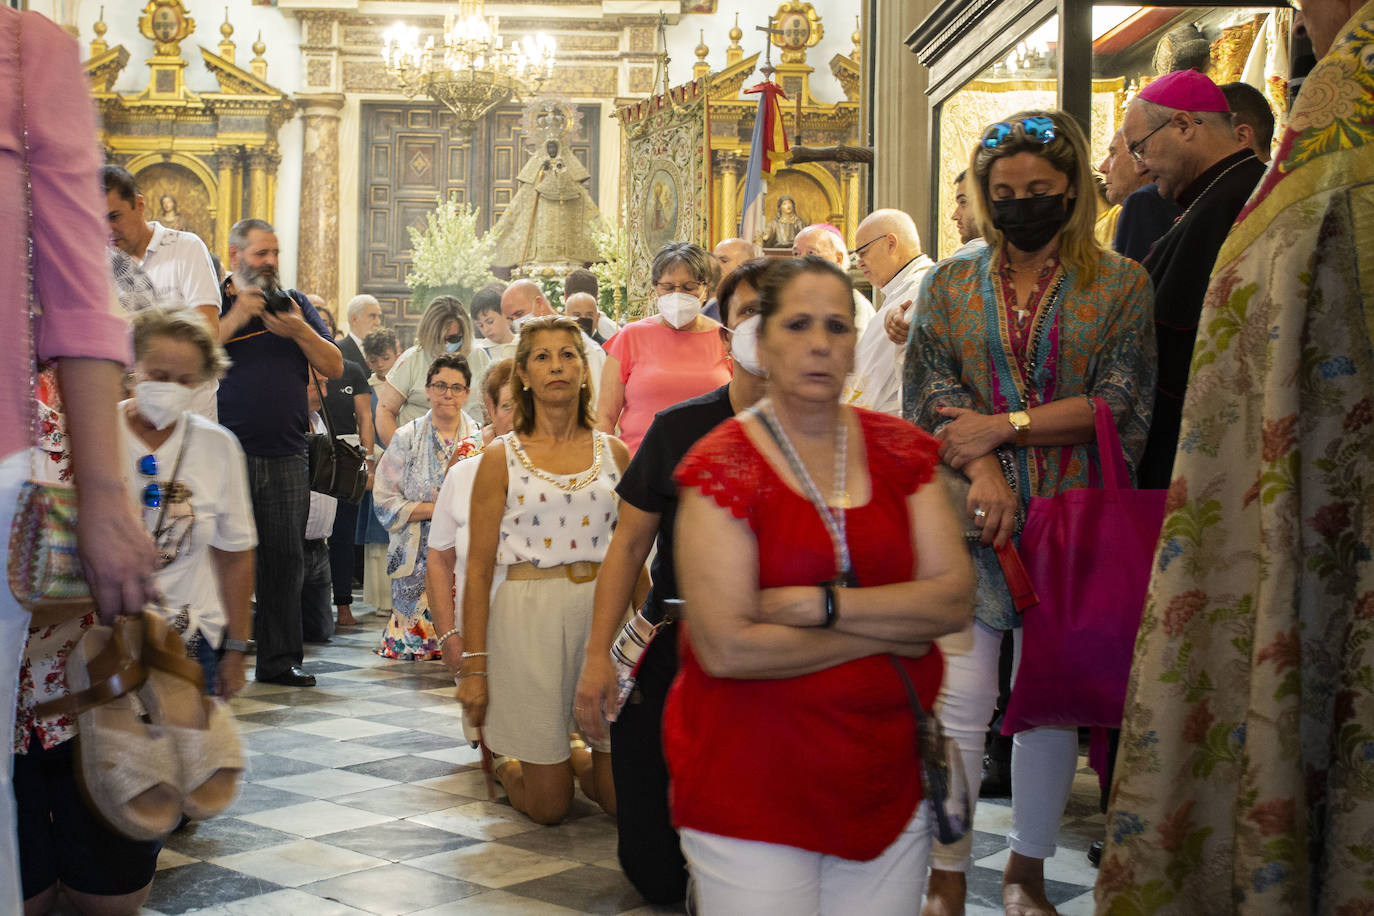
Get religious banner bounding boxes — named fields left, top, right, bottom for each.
left=618, top=77, right=711, bottom=318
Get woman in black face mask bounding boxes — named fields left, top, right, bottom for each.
left=902, top=110, right=1157, bottom=916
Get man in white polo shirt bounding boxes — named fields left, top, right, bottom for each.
left=102, top=164, right=222, bottom=417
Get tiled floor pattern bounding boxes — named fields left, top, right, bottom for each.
left=121, top=602, right=1104, bottom=915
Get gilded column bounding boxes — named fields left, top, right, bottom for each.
left=215, top=149, right=238, bottom=261
left=247, top=152, right=269, bottom=221
left=266, top=150, right=281, bottom=225
left=841, top=163, right=863, bottom=249
left=294, top=94, right=345, bottom=305
left=717, top=152, right=742, bottom=242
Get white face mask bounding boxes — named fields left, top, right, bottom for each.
left=657, top=292, right=702, bottom=329
left=728, top=315, right=764, bottom=377
left=134, top=380, right=193, bottom=430
left=508, top=315, right=528, bottom=334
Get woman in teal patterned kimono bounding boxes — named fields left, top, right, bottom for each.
left=903, top=110, right=1155, bottom=915
left=1098, top=3, right=1374, bottom=913
left=373, top=354, right=482, bottom=660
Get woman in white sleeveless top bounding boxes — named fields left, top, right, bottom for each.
left=460, top=316, right=631, bottom=825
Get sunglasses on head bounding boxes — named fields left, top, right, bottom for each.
left=137, top=453, right=162, bottom=508
left=981, top=116, right=1059, bottom=150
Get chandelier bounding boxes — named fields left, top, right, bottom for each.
left=381, top=0, right=556, bottom=133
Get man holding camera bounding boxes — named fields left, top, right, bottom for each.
left=219, top=218, right=343, bottom=686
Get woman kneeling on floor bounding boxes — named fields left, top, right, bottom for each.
left=458, top=316, right=632, bottom=824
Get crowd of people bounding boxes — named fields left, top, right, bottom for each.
left=3, top=1, right=1373, bottom=913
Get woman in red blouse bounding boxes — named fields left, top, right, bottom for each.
left=666, top=256, right=975, bottom=913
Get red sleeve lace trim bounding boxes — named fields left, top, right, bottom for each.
left=859, top=410, right=941, bottom=496
left=674, top=418, right=763, bottom=522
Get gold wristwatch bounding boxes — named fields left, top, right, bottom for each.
left=1008, top=410, right=1031, bottom=447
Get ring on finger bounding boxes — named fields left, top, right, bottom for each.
left=973, top=508, right=988, bottom=519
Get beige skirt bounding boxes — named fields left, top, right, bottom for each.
left=484, top=576, right=611, bottom=764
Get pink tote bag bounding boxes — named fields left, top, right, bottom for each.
left=1003, top=398, right=1167, bottom=734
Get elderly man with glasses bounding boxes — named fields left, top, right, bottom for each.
left=841, top=208, right=934, bottom=415
left=1120, top=68, right=1265, bottom=490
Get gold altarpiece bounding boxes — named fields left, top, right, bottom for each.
left=83, top=1, right=294, bottom=263
left=680, top=3, right=865, bottom=249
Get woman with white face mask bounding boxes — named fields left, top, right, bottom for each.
left=595, top=243, right=731, bottom=454
left=117, top=308, right=257, bottom=696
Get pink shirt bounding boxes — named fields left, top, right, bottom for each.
left=0, top=10, right=130, bottom=461
left=603, top=317, right=731, bottom=453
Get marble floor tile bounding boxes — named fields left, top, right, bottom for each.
left=495, top=814, right=620, bottom=865
left=154, top=848, right=199, bottom=871
left=221, top=782, right=315, bottom=817
left=416, top=744, right=486, bottom=767
left=287, top=717, right=407, bottom=740
left=210, top=838, right=388, bottom=887
left=258, top=768, right=399, bottom=799
left=226, top=696, right=286, bottom=716
left=319, top=818, right=481, bottom=861
left=407, top=842, right=579, bottom=888
left=242, top=726, right=326, bottom=754
left=243, top=754, right=331, bottom=781
left=306, top=698, right=412, bottom=719
left=413, top=770, right=504, bottom=800
left=234, top=707, right=336, bottom=728
left=410, top=801, right=542, bottom=840
left=164, top=816, right=298, bottom=859
left=341, top=753, right=466, bottom=783
left=143, top=862, right=283, bottom=915
left=367, top=689, right=456, bottom=709
left=284, top=739, right=408, bottom=769
left=348, top=729, right=464, bottom=754
left=407, top=889, right=585, bottom=915
left=185, top=888, right=374, bottom=915
left=300, top=863, right=484, bottom=916
left=503, top=864, right=645, bottom=915
left=331, top=783, right=466, bottom=818
left=237, top=799, right=396, bottom=837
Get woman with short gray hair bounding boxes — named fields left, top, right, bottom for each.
left=595, top=242, right=731, bottom=454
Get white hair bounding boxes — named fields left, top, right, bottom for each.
left=346, top=294, right=380, bottom=322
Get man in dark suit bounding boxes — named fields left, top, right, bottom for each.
left=340, top=294, right=382, bottom=367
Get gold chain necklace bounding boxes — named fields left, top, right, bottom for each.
left=509, top=432, right=604, bottom=492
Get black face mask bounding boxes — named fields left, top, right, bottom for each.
left=575, top=316, right=596, bottom=336
left=991, top=194, right=1074, bottom=253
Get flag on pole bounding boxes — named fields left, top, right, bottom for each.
left=739, top=80, right=790, bottom=245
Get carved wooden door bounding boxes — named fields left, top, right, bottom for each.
left=358, top=102, right=600, bottom=346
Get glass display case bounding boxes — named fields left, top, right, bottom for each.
left=908, top=1, right=1296, bottom=258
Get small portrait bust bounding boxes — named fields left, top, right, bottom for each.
left=762, top=195, right=807, bottom=248
left=158, top=193, right=189, bottom=232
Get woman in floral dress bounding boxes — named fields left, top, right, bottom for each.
left=373, top=354, right=481, bottom=659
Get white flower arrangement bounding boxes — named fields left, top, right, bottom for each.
left=406, top=193, right=497, bottom=302
left=589, top=221, right=629, bottom=319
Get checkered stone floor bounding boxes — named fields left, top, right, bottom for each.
left=124, top=600, right=1102, bottom=915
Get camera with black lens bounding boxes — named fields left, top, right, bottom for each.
left=263, top=289, right=294, bottom=315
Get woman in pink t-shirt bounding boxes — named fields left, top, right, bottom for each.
left=596, top=243, right=731, bottom=453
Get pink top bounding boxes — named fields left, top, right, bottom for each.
left=602, top=317, right=730, bottom=453
left=0, top=10, right=130, bottom=461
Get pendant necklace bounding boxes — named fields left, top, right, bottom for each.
left=1174, top=154, right=1257, bottom=225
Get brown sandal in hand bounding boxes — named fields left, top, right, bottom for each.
left=130, top=613, right=244, bottom=820
left=38, top=622, right=183, bottom=841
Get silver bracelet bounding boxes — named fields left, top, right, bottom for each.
left=460, top=651, right=488, bottom=659
left=457, top=671, right=488, bottom=681
left=436, top=628, right=461, bottom=645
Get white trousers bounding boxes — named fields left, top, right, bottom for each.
left=931, top=620, right=1079, bottom=871
left=1, top=450, right=33, bottom=916
left=680, top=805, right=932, bottom=916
